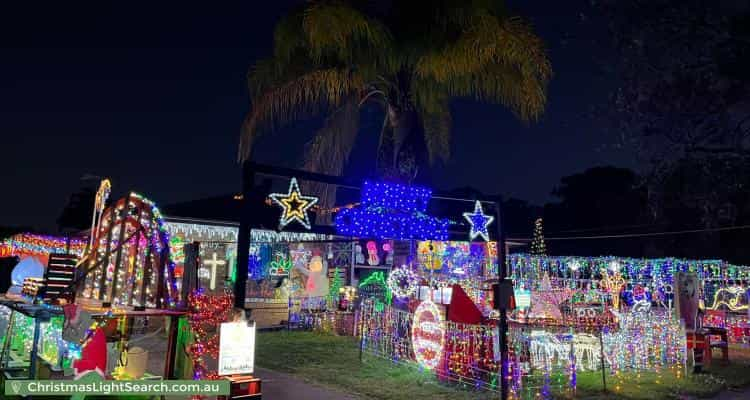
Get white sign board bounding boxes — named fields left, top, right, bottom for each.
left=218, top=321, right=256, bottom=376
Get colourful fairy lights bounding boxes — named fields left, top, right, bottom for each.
left=81, top=192, right=177, bottom=308
left=1, top=233, right=86, bottom=257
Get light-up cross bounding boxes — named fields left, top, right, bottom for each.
left=204, top=252, right=226, bottom=290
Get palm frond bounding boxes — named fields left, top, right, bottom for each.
left=303, top=97, right=361, bottom=219
left=445, top=63, right=547, bottom=122
left=302, top=1, right=391, bottom=63
left=415, top=15, right=551, bottom=121
left=419, top=102, right=452, bottom=163
left=239, top=68, right=365, bottom=161
left=273, top=9, right=307, bottom=62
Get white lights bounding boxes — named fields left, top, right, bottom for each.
left=462, top=201, right=494, bottom=242
left=268, top=177, right=319, bottom=230
left=387, top=266, right=419, bottom=298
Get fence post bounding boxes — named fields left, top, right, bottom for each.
left=599, top=327, right=607, bottom=393
left=358, top=300, right=365, bottom=363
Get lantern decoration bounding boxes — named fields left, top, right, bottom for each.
left=411, top=299, right=444, bottom=370
left=387, top=266, right=419, bottom=299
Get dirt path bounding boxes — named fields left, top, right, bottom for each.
left=255, top=367, right=356, bottom=400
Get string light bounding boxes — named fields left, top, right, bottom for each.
left=335, top=181, right=449, bottom=240
left=387, top=266, right=419, bottom=299
left=187, top=288, right=234, bottom=380
left=708, top=286, right=748, bottom=311
left=268, top=177, right=319, bottom=230
left=1, top=233, right=86, bottom=257
left=82, top=192, right=177, bottom=308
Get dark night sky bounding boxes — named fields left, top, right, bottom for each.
left=0, top=1, right=633, bottom=232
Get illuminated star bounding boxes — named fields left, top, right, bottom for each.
left=463, top=201, right=494, bottom=241
left=269, top=177, right=319, bottom=230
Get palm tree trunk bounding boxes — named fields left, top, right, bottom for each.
left=376, top=103, right=428, bottom=183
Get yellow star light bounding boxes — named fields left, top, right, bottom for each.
left=269, top=177, right=319, bottom=230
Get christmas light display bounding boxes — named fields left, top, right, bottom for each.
left=509, top=254, right=750, bottom=283
left=186, top=288, right=234, bottom=380
left=163, top=221, right=239, bottom=242
left=1, top=233, right=86, bottom=257
left=268, top=177, right=319, bottom=230
left=530, top=218, right=546, bottom=255
left=358, top=271, right=392, bottom=310
left=335, top=181, right=449, bottom=240
left=387, top=266, right=419, bottom=299
left=708, top=286, right=748, bottom=311
left=463, top=201, right=494, bottom=242
left=251, top=229, right=326, bottom=243
left=81, top=192, right=177, bottom=308
left=603, top=311, right=686, bottom=376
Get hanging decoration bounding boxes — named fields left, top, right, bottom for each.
left=411, top=299, right=444, bottom=370
left=335, top=181, right=449, bottom=240
left=387, top=266, right=419, bottom=299
left=268, top=177, right=319, bottom=230
left=463, top=201, right=494, bottom=242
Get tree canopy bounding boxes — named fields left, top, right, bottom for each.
left=240, top=0, right=551, bottom=182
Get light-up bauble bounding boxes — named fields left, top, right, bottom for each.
left=411, top=299, right=444, bottom=370
left=463, top=201, right=494, bottom=241
left=268, top=177, right=319, bottom=230
left=387, top=266, right=418, bottom=298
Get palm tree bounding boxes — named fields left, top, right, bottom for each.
left=240, top=0, right=551, bottom=187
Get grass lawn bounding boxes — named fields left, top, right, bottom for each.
left=257, top=331, right=750, bottom=400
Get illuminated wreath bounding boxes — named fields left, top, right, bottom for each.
left=387, top=267, right=419, bottom=298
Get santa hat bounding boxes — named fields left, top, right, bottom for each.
left=74, top=328, right=107, bottom=379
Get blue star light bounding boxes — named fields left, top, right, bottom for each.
left=463, top=201, right=494, bottom=241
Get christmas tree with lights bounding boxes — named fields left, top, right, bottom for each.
left=328, top=267, right=342, bottom=306
left=530, top=218, right=546, bottom=255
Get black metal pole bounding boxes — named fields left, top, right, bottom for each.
left=29, top=318, right=41, bottom=379
left=234, top=162, right=255, bottom=309
left=494, top=200, right=509, bottom=400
